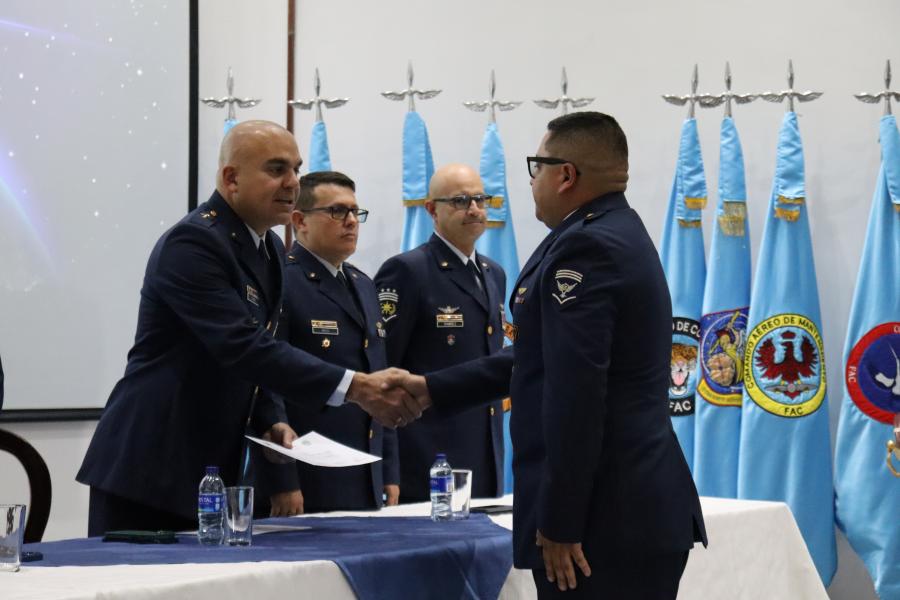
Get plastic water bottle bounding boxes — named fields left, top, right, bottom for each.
left=197, top=465, right=225, bottom=545
left=430, top=453, right=453, bottom=521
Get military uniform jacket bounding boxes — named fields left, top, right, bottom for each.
left=375, top=234, right=506, bottom=501
left=271, top=242, right=398, bottom=510
left=426, top=193, right=707, bottom=569
left=77, top=191, right=347, bottom=519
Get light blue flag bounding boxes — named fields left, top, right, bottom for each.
left=223, top=118, right=237, bottom=135
left=738, top=112, right=836, bottom=584
left=308, top=120, right=333, bottom=172
left=475, top=121, right=520, bottom=493
left=659, top=118, right=708, bottom=472
left=400, top=111, right=435, bottom=252
left=693, top=117, right=751, bottom=498
left=834, top=114, right=900, bottom=599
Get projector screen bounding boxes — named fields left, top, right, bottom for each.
left=0, top=3, right=189, bottom=410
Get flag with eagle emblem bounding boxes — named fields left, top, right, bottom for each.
left=659, top=117, right=708, bottom=472
left=737, top=111, right=836, bottom=584
left=834, top=114, right=900, bottom=599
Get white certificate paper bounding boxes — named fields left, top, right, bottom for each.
left=246, top=431, right=382, bottom=467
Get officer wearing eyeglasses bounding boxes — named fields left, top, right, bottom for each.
left=374, top=163, right=506, bottom=503
left=264, top=170, right=400, bottom=515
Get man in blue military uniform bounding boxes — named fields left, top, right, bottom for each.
left=264, top=171, right=399, bottom=514
left=375, top=164, right=506, bottom=502
left=77, top=121, right=420, bottom=535
left=393, top=113, right=707, bottom=598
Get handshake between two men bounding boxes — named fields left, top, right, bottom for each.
left=346, top=368, right=431, bottom=428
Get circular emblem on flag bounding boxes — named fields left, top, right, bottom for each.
left=744, top=313, right=826, bottom=418
left=845, top=322, right=900, bottom=424
left=669, top=317, right=700, bottom=416
left=697, top=307, right=748, bottom=407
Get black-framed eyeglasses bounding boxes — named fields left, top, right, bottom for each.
left=302, top=205, right=369, bottom=223
left=526, top=156, right=580, bottom=179
left=432, top=194, right=492, bottom=211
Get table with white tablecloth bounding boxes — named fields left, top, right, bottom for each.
left=4, top=496, right=827, bottom=600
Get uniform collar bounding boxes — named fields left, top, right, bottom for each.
left=294, top=241, right=343, bottom=278
left=433, top=231, right=478, bottom=267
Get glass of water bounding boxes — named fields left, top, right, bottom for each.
left=0, top=504, right=26, bottom=572
left=224, top=486, right=254, bottom=546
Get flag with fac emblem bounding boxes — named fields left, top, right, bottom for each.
left=475, top=121, right=519, bottom=493
left=308, top=120, right=333, bottom=172
left=400, top=112, right=435, bottom=251
left=659, top=117, right=708, bottom=472
left=693, top=116, right=751, bottom=498
left=834, top=114, right=900, bottom=599
left=737, top=111, right=836, bottom=584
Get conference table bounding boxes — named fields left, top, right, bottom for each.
left=5, top=495, right=827, bottom=600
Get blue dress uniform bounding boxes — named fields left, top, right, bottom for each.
left=375, top=234, right=506, bottom=502
left=426, top=193, right=707, bottom=594
left=77, top=191, right=348, bottom=534
left=268, top=242, right=398, bottom=511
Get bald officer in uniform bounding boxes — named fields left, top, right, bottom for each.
left=265, top=171, right=399, bottom=514
left=77, top=121, right=419, bottom=535
left=374, top=164, right=506, bottom=502
left=393, top=113, right=706, bottom=599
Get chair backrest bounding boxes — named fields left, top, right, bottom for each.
left=0, top=428, right=52, bottom=543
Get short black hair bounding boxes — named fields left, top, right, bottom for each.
left=296, top=171, right=356, bottom=210
left=545, top=111, right=628, bottom=161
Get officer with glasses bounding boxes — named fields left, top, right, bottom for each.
left=375, top=163, right=506, bottom=503
left=260, top=170, right=400, bottom=516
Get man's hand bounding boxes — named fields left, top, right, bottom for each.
left=536, top=530, right=591, bottom=592
left=384, top=484, right=400, bottom=506
left=382, top=372, right=432, bottom=412
left=270, top=490, right=303, bottom=516
left=347, top=368, right=422, bottom=428
left=262, top=422, right=298, bottom=464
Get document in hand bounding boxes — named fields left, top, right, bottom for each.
left=246, top=432, right=382, bottom=467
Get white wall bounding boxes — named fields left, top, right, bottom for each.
left=4, top=1, right=895, bottom=598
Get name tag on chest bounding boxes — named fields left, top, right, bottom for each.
left=311, top=320, right=339, bottom=335
left=435, top=314, right=464, bottom=328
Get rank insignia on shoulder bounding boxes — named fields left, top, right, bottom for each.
left=503, top=321, right=517, bottom=342
left=246, top=285, right=260, bottom=306
left=552, top=269, right=583, bottom=305
left=311, top=319, right=339, bottom=335
left=378, top=288, right=399, bottom=322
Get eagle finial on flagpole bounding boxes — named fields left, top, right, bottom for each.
left=288, top=68, right=350, bottom=123
left=854, top=60, right=899, bottom=116
left=696, top=62, right=759, bottom=118
left=463, top=69, right=522, bottom=123
left=662, top=64, right=707, bottom=119
left=534, top=67, right=595, bottom=115
left=201, top=67, right=262, bottom=123
left=760, top=59, right=823, bottom=112
left=381, top=61, right=442, bottom=113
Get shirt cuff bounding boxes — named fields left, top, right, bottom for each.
left=326, top=369, right=356, bottom=406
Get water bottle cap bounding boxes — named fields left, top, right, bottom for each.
left=205, top=466, right=219, bottom=475
left=435, top=453, right=446, bottom=460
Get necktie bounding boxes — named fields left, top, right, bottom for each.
left=337, top=269, right=365, bottom=322
left=467, top=259, right=487, bottom=301
left=336, top=269, right=349, bottom=288
left=257, top=240, right=269, bottom=262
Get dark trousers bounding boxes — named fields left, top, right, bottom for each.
left=87, top=487, right=195, bottom=537
left=532, top=550, right=689, bottom=600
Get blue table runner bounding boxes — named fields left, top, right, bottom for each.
left=26, top=515, right=514, bottom=600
